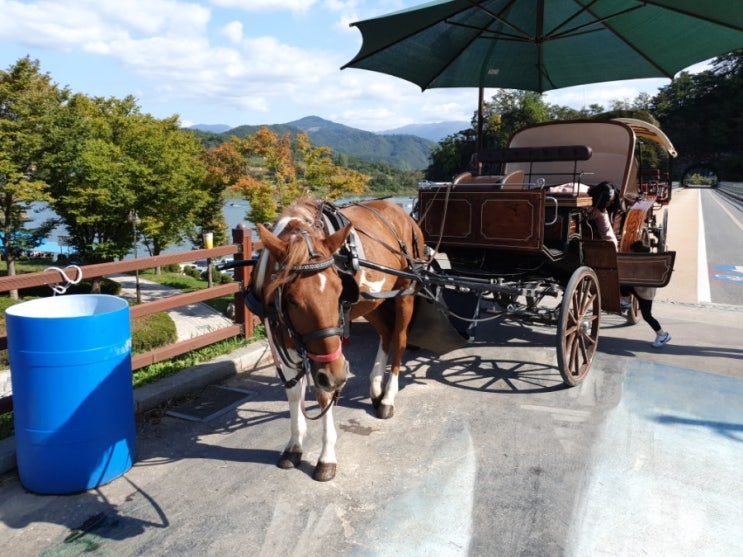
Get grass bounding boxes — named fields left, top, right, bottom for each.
left=132, top=334, right=260, bottom=388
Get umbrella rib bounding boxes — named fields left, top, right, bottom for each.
left=423, top=0, right=533, bottom=90
left=421, top=26, right=487, bottom=90
left=578, top=1, right=675, bottom=78
left=548, top=1, right=642, bottom=41
left=464, top=0, right=532, bottom=41
left=341, top=3, right=473, bottom=70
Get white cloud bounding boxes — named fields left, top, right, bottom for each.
left=209, top=0, right=317, bottom=12
left=2, top=0, right=690, bottom=132
left=222, top=21, right=243, bottom=44
left=0, top=0, right=209, bottom=50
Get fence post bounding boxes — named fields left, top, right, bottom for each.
left=232, top=224, right=254, bottom=339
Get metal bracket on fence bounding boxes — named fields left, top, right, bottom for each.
left=44, top=265, right=83, bottom=295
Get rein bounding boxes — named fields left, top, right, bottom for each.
left=264, top=319, right=340, bottom=421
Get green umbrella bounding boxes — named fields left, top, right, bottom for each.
left=342, top=0, right=743, bottom=93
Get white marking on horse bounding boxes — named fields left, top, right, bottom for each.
left=317, top=272, right=327, bottom=293
left=358, top=269, right=386, bottom=293
left=272, top=217, right=293, bottom=236
left=370, top=339, right=389, bottom=402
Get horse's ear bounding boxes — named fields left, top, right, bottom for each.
left=324, top=223, right=352, bottom=255
left=257, top=223, right=288, bottom=260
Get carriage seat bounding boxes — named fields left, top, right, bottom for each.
left=453, top=169, right=525, bottom=189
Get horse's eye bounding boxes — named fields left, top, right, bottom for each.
left=285, top=296, right=299, bottom=309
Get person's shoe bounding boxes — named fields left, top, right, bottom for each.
left=620, top=299, right=632, bottom=311
left=652, top=332, right=671, bottom=348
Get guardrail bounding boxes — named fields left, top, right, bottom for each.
left=0, top=225, right=260, bottom=414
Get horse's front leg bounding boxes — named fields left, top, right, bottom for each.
left=313, top=396, right=337, bottom=482
left=277, top=381, right=306, bottom=469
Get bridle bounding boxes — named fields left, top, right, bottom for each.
left=260, top=228, right=356, bottom=419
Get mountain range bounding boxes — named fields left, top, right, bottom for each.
left=188, top=116, right=470, bottom=170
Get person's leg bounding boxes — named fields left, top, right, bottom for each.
left=637, top=297, right=661, bottom=332
left=637, top=297, right=672, bottom=347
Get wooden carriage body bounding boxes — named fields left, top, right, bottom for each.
left=417, top=119, right=676, bottom=313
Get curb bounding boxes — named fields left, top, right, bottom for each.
left=0, top=340, right=273, bottom=476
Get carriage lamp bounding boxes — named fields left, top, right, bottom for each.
left=128, top=209, right=142, bottom=303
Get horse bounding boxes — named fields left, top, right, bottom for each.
left=250, top=196, right=426, bottom=481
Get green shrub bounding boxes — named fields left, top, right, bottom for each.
left=202, top=266, right=233, bottom=284
left=131, top=312, right=177, bottom=353
left=163, top=263, right=182, bottom=273
left=184, top=266, right=202, bottom=280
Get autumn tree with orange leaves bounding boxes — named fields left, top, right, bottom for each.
left=203, top=127, right=368, bottom=224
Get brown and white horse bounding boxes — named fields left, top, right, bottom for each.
left=252, top=196, right=426, bottom=481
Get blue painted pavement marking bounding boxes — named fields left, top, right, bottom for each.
left=709, top=264, right=743, bottom=284
left=567, top=361, right=743, bottom=556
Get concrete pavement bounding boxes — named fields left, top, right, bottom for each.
left=0, top=188, right=741, bottom=556
left=106, top=273, right=235, bottom=343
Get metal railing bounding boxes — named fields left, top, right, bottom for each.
left=0, top=225, right=259, bottom=414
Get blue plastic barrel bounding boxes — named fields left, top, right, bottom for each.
left=6, top=294, right=135, bottom=494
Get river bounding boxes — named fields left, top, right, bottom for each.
left=26, top=195, right=418, bottom=257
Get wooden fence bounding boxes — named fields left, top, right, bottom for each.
left=0, top=225, right=259, bottom=414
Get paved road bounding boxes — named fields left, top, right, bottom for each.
left=0, top=188, right=741, bottom=556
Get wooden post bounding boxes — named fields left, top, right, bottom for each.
left=232, top=224, right=254, bottom=338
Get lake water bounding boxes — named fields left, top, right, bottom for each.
left=27, top=195, right=418, bottom=256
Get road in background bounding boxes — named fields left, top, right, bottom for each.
left=702, top=185, right=743, bottom=305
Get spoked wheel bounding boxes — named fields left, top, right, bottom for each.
left=626, top=293, right=641, bottom=325
left=556, top=266, right=601, bottom=386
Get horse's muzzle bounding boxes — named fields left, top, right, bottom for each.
left=312, top=358, right=349, bottom=393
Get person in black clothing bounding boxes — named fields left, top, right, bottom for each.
left=621, top=240, right=671, bottom=348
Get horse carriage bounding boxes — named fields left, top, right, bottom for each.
left=415, top=118, right=677, bottom=385
left=226, top=118, right=677, bottom=481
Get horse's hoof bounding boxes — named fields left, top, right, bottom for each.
left=377, top=404, right=394, bottom=420
left=371, top=396, right=382, bottom=410
left=277, top=450, right=302, bottom=469
left=313, top=462, right=337, bottom=482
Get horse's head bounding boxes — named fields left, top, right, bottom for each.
left=257, top=215, right=354, bottom=396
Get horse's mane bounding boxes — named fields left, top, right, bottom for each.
left=263, top=197, right=329, bottom=300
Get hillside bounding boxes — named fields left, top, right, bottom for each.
left=225, top=116, right=435, bottom=170
left=378, top=121, right=470, bottom=142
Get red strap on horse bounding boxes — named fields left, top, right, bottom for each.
left=307, top=342, right=343, bottom=363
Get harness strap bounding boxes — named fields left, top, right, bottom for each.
left=360, top=284, right=418, bottom=299
left=308, top=343, right=343, bottom=363
left=301, top=326, right=344, bottom=344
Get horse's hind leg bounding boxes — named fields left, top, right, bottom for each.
left=277, top=382, right=305, bottom=469
left=378, top=293, right=416, bottom=419
left=368, top=338, right=390, bottom=411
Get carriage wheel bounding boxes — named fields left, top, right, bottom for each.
left=626, top=293, right=641, bottom=325
left=556, top=267, right=601, bottom=386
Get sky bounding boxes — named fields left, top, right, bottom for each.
left=0, top=0, right=713, bottom=132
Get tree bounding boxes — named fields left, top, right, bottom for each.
left=480, top=90, right=551, bottom=149
left=426, top=131, right=477, bottom=181
left=42, top=94, right=210, bottom=262
left=124, top=114, right=209, bottom=256
left=427, top=90, right=552, bottom=180
left=0, top=57, right=67, bottom=297
left=654, top=50, right=743, bottom=177
left=295, top=133, right=368, bottom=200
left=207, top=128, right=369, bottom=224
